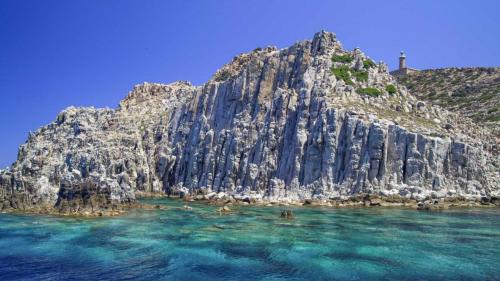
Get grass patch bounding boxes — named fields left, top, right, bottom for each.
left=352, top=70, right=368, bottom=82
left=363, top=59, right=376, bottom=69
left=486, top=115, right=500, bottom=122
left=359, top=87, right=382, bottom=97
left=478, top=93, right=495, bottom=101
left=331, top=66, right=354, bottom=85
left=385, top=84, right=397, bottom=95
left=331, top=54, right=353, bottom=63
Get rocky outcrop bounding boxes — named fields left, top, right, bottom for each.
left=1, top=31, right=498, bottom=214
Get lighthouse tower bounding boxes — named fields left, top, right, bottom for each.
left=389, top=51, right=419, bottom=77
left=399, top=51, right=406, bottom=70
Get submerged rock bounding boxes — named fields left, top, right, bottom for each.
left=281, top=210, right=294, bottom=219
left=218, top=205, right=231, bottom=214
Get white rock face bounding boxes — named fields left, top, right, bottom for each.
left=0, top=31, right=498, bottom=212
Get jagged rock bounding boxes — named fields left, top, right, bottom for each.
left=0, top=31, right=498, bottom=214
left=218, top=205, right=231, bottom=214
left=281, top=210, right=294, bottom=219
left=369, top=198, right=382, bottom=206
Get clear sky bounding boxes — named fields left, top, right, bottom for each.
left=0, top=0, right=499, bottom=167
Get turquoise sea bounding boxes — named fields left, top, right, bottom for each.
left=0, top=198, right=499, bottom=281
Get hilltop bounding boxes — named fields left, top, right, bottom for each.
left=397, top=67, right=500, bottom=136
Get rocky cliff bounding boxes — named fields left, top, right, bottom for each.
left=1, top=31, right=498, bottom=214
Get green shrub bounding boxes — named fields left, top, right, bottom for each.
left=331, top=66, right=354, bottom=85
left=359, top=87, right=382, bottom=97
left=385, top=84, right=397, bottom=95
left=363, top=59, right=376, bottom=69
left=331, top=54, right=353, bottom=63
left=486, top=115, right=500, bottom=122
left=352, top=70, right=368, bottom=82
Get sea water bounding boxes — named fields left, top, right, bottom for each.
left=0, top=198, right=499, bottom=280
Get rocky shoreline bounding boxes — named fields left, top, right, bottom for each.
left=0, top=202, right=134, bottom=217
left=177, top=192, right=500, bottom=211
left=1, top=192, right=498, bottom=218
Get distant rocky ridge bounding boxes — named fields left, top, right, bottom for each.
left=1, top=31, right=498, bottom=215
left=397, top=67, right=500, bottom=136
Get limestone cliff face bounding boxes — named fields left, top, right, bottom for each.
left=1, top=31, right=498, bottom=213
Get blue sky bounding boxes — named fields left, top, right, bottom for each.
left=0, top=0, right=499, bottom=167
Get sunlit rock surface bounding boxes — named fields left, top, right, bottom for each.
left=1, top=31, right=498, bottom=213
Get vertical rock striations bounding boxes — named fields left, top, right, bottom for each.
left=1, top=31, right=498, bottom=214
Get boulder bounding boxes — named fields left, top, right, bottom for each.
left=280, top=210, right=294, bottom=219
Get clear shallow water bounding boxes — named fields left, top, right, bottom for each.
left=0, top=199, right=499, bottom=281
